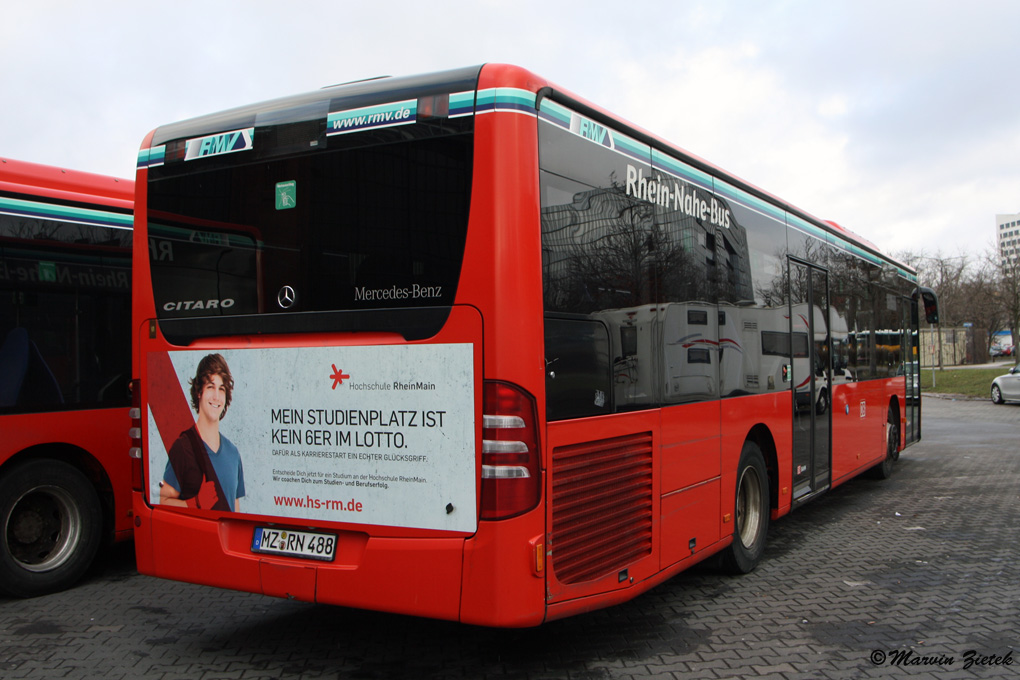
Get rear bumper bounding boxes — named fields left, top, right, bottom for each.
left=134, top=495, right=465, bottom=621
left=133, top=493, right=548, bottom=626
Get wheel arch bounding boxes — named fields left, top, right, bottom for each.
left=888, top=395, right=902, bottom=449
left=2, top=443, right=117, bottom=543
left=745, top=424, right=778, bottom=511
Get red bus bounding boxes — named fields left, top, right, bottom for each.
left=130, top=64, right=935, bottom=626
left=1, top=157, right=134, bottom=597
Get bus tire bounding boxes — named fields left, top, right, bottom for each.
left=719, top=441, right=770, bottom=574
left=868, top=410, right=899, bottom=480
left=815, top=388, right=829, bottom=415
left=0, top=459, right=103, bottom=598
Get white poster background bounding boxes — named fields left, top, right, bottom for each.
left=148, top=343, right=476, bottom=532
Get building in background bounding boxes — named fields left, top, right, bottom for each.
left=996, top=212, right=1020, bottom=265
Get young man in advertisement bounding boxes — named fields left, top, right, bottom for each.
left=158, top=353, right=245, bottom=511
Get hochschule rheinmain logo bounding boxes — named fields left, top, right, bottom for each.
left=330, top=365, right=351, bottom=390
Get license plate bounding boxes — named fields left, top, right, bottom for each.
left=251, top=527, right=337, bottom=562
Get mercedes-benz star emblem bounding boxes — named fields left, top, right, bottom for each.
left=277, top=285, right=297, bottom=309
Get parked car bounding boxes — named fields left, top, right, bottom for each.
left=990, top=366, right=1020, bottom=404
left=991, top=344, right=1014, bottom=358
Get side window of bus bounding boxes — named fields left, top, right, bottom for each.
left=836, top=257, right=894, bottom=382
left=539, top=115, right=724, bottom=414
left=544, top=316, right=612, bottom=420
left=1, top=214, right=131, bottom=411
left=539, top=122, right=659, bottom=419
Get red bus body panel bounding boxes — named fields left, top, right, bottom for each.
left=3, top=408, right=133, bottom=540
left=831, top=379, right=905, bottom=485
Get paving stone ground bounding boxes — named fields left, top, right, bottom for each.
left=1, top=395, right=1017, bottom=679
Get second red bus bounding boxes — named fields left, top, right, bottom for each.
left=1, top=157, right=134, bottom=597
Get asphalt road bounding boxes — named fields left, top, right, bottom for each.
left=2, top=396, right=1018, bottom=679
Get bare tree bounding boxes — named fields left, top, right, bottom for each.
left=897, top=250, right=970, bottom=327
left=897, top=248, right=1020, bottom=365
left=959, top=254, right=1007, bottom=364
left=997, top=250, right=1020, bottom=366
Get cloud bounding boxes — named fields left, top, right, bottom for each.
left=608, top=44, right=854, bottom=224
left=2, top=0, right=1018, bottom=260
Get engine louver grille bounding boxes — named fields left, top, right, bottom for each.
left=551, top=432, right=653, bottom=585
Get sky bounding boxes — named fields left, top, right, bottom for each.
left=2, top=0, right=1018, bottom=261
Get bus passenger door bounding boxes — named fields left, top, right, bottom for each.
left=903, top=297, right=920, bottom=445
left=791, top=261, right=831, bottom=503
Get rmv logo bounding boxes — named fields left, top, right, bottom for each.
left=198, top=131, right=247, bottom=157
left=578, top=119, right=611, bottom=147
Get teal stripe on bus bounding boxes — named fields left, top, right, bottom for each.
left=0, top=196, right=132, bottom=230
left=537, top=98, right=572, bottom=127
left=477, top=88, right=537, bottom=113
left=449, top=91, right=476, bottom=117
left=714, top=178, right=787, bottom=224
left=610, top=129, right=650, bottom=162
left=652, top=149, right=713, bottom=191
left=137, top=146, right=165, bottom=169
left=786, top=213, right=830, bottom=242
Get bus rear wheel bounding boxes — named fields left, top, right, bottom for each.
left=0, top=459, right=103, bottom=598
left=719, top=441, right=770, bottom=574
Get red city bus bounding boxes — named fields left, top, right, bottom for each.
left=130, top=64, right=934, bottom=626
left=0, top=157, right=134, bottom=596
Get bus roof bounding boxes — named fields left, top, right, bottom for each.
left=147, top=65, right=483, bottom=149
left=1, top=156, right=133, bottom=209
left=139, top=63, right=913, bottom=279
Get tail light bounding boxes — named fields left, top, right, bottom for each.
left=128, top=379, right=143, bottom=492
left=481, top=381, right=541, bottom=520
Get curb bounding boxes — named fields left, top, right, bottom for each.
left=924, top=392, right=986, bottom=402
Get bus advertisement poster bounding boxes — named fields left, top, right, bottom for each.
left=144, top=344, right=477, bottom=533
